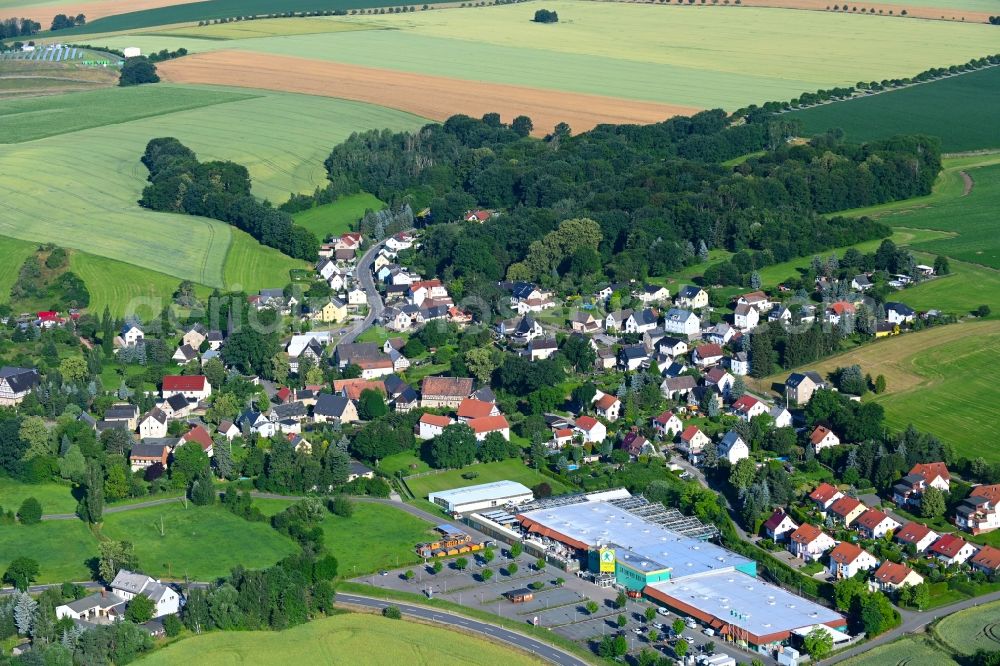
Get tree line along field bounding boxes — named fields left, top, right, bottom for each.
left=84, top=1, right=1000, bottom=112
left=136, top=613, right=544, bottom=666
left=790, top=65, right=1000, bottom=152
left=0, top=84, right=424, bottom=301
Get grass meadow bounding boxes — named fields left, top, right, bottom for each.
left=754, top=320, right=1000, bottom=461
left=0, top=477, right=80, bottom=515
left=0, top=235, right=37, bottom=304
left=100, top=502, right=299, bottom=581
left=292, top=192, right=384, bottom=240
left=0, top=520, right=98, bottom=583
left=322, top=502, right=438, bottom=577
left=405, top=459, right=570, bottom=499
left=135, top=612, right=544, bottom=665
left=222, top=229, right=309, bottom=293
left=89, top=2, right=1000, bottom=110
left=792, top=66, right=1000, bottom=153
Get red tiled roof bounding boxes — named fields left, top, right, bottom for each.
left=554, top=428, right=573, bottom=438
left=457, top=399, right=496, bottom=420
left=653, top=411, right=676, bottom=425
left=181, top=425, right=213, bottom=452
left=575, top=415, right=599, bottom=431
left=971, top=545, right=1000, bottom=571
left=419, top=413, right=453, bottom=428
left=930, top=533, right=970, bottom=558
left=856, top=509, right=892, bottom=531
left=895, top=522, right=934, bottom=544
left=468, top=415, right=510, bottom=434
left=356, top=358, right=393, bottom=370
left=694, top=344, right=723, bottom=359
left=830, top=302, right=855, bottom=315
left=810, top=425, right=836, bottom=445
left=810, top=483, right=841, bottom=504
left=874, top=561, right=916, bottom=585
left=276, top=387, right=292, bottom=402
left=829, top=496, right=863, bottom=517
left=421, top=376, right=473, bottom=398
left=970, top=484, right=1000, bottom=503
left=739, top=291, right=767, bottom=303
left=829, top=542, right=867, bottom=565
left=332, top=379, right=385, bottom=400
left=680, top=425, right=702, bottom=442
left=595, top=394, right=619, bottom=411
left=732, top=395, right=760, bottom=412
left=910, top=462, right=950, bottom=483
left=162, top=375, right=207, bottom=391
left=790, top=523, right=824, bottom=544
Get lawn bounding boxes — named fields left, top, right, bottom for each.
left=0, top=521, right=98, bottom=583
left=935, top=599, right=1000, bottom=655
left=0, top=85, right=424, bottom=293
left=136, top=612, right=543, bottom=665
left=405, top=459, right=570, bottom=500
left=379, top=451, right=431, bottom=477
left=0, top=235, right=37, bottom=305
left=790, top=66, right=1000, bottom=152
left=0, top=477, right=80, bottom=515
left=100, top=502, right=299, bottom=581
left=841, top=635, right=958, bottom=666
left=292, top=192, right=383, bottom=240
left=321, top=502, right=438, bottom=577
left=753, top=320, right=1000, bottom=461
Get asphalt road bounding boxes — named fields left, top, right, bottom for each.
left=336, top=237, right=389, bottom=347
left=337, top=593, right=591, bottom=666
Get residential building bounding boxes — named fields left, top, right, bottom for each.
left=894, top=522, right=939, bottom=553
left=784, top=371, right=827, bottom=405
left=692, top=343, right=724, bottom=368
left=674, top=286, right=708, bottom=310
left=885, top=302, right=916, bottom=325
left=104, top=403, right=140, bottom=430
left=810, top=425, right=841, bottom=452
left=312, top=394, right=359, bottom=424
left=828, top=496, right=866, bottom=527
left=789, top=524, right=836, bottom=562
left=763, top=509, right=799, bottom=542
left=661, top=375, right=697, bottom=400
left=593, top=392, right=621, bottom=422
left=109, top=570, right=181, bottom=617
left=138, top=409, right=168, bottom=439
left=661, top=308, right=700, bottom=337
left=129, top=442, right=170, bottom=472
left=651, top=411, right=683, bottom=438
left=635, top=284, right=669, bottom=304
left=657, top=336, right=688, bottom=359
left=622, top=429, right=655, bottom=458
left=732, top=395, right=768, bottom=421
left=528, top=338, right=559, bottom=361
left=457, top=398, right=500, bottom=422
left=970, top=545, right=1000, bottom=575
left=56, top=592, right=126, bottom=622
left=737, top=291, right=771, bottom=312
left=955, top=484, right=1000, bottom=535
left=717, top=431, right=749, bottom=464
left=809, top=483, right=844, bottom=514
left=704, top=367, right=735, bottom=394
left=574, top=415, right=607, bottom=443
left=420, top=376, right=474, bottom=409
left=570, top=311, right=601, bottom=334
left=728, top=351, right=749, bottom=376
left=178, top=425, right=214, bottom=457
left=929, top=533, right=978, bottom=565
left=181, top=325, right=207, bottom=350
left=161, top=375, right=211, bottom=402
left=618, top=344, right=649, bottom=371
left=497, top=315, right=543, bottom=344
left=625, top=308, right=659, bottom=334
left=118, top=323, right=144, bottom=348
left=678, top=425, right=710, bottom=460
left=872, top=561, right=923, bottom=594
left=604, top=309, right=632, bottom=332
left=828, top=542, right=878, bottom=579
left=0, top=366, right=39, bottom=406
left=855, top=509, right=901, bottom=539
left=417, top=413, right=454, bottom=439
left=769, top=406, right=792, bottom=428
left=733, top=304, right=759, bottom=330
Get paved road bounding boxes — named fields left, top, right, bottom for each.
left=336, top=237, right=390, bottom=347
left=822, top=588, right=1000, bottom=664
left=338, top=593, right=590, bottom=666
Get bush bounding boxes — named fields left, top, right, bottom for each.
left=163, top=615, right=182, bottom=637
left=382, top=605, right=402, bottom=619
left=329, top=495, right=354, bottom=518
left=17, top=497, right=42, bottom=525
left=533, top=8, right=559, bottom=21
left=119, top=56, right=159, bottom=86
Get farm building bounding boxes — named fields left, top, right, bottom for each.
left=427, top=480, right=534, bottom=514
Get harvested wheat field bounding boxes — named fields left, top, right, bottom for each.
left=17, top=0, right=202, bottom=25
left=158, top=51, right=700, bottom=135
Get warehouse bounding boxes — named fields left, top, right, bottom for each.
left=428, top=480, right=534, bottom=514
left=516, top=499, right=756, bottom=590
left=645, top=571, right=846, bottom=649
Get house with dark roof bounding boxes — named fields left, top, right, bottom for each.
left=130, top=442, right=170, bottom=472
left=313, top=394, right=358, bottom=424
left=621, top=428, right=655, bottom=458
left=0, top=366, right=39, bottom=406
left=885, top=302, right=916, bottom=325
left=784, top=371, right=827, bottom=405
left=660, top=375, right=697, bottom=400
left=763, top=509, right=798, bottom=542
left=420, top=377, right=474, bottom=409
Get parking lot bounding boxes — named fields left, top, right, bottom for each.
left=353, top=547, right=770, bottom=664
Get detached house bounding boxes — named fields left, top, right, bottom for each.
left=592, top=392, right=621, bottom=422
left=731, top=395, right=768, bottom=421
left=763, top=508, right=799, bottom=542
left=625, top=308, right=659, bottom=334
left=0, top=366, right=39, bottom=406
left=733, top=304, right=759, bottom=331
left=674, top=286, right=708, bottom=310
left=828, top=496, right=867, bottom=527
left=657, top=336, right=688, bottom=359
left=955, top=484, right=1000, bottom=535
left=497, top=315, right=543, bottom=344
left=469, top=415, right=510, bottom=441
left=109, top=570, right=181, bottom=618
left=312, top=394, right=359, bottom=425
left=872, top=561, right=924, bottom=594
left=885, top=302, right=916, bottom=325
left=129, top=442, right=170, bottom=472
left=651, top=411, right=683, bottom=438
left=789, top=524, right=836, bottom=562
left=635, top=284, right=669, bottom=304
left=970, top=545, right=1000, bottom=575
left=138, top=408, right=169, bottom=439
left=570, top=311, right=601, bottom=334
left=828, top=542, right=878, bottom=580
left=717, top=431, right=749, bottom=464
left=509, top=281, right=555, bottom=313
left=894, top=522, right=939, bottom=553
left=117, top=323, right=144, bottom=348
left=855, top=509, right=901, bottom=540
left=662, top=308, right=699, bottom=337
left=678, top=425, right=710, bottom=461
left=574, top=415, right=606, bottom=444
left=622, top=429, right=655, bottom=458
left=737, top=291, right=772, bottom=312
left=421, top=376, right=474, bottom=409
left=457, top=398, right=500, bottom=422
left=161, top=375, right=211, bottom=402
left=691, top=343, right=724, bottom=368
left=809, top=483, right=844, bottom=514
left=704, top=367, right=735, bottom=395
left=894, top=462, right=950, bottom=506
left=930, top=533, right=978, bottom=566
left=810, top=425, right=840, bottom=452
left=784, top=371, right=827, bottom=405
left=417, top=413, right=454, bottom=440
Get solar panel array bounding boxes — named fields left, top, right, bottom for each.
left=1, top=47, right=81, bottom=62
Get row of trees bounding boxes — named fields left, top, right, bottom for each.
left=50, top=13, right=85, bottom=30
left=0, top=17, right=40, bottom=39
left=139, top=138, right=319, bottom=260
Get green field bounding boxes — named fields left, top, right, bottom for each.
left=792, top=66, right=1000, bottom=153
left=90, top=2, right=1000, bottom=110
left=0, top=521, right=97, bottom=583
left=0, top=477, right=80, bottom=515
left=153, top=17, right=378, bottom=40
left=0, top=235, right=37, bottom=305
left=936, top=599, right=1000, bottom=655
left=323, top=502, right=437, bottom=577
left=100, top=503, right=299, bottom=581
left=0, top=85, right=255, bottom=144
left=136, top=612, right=543, bottom=665
left=405, top=459, right=569, bottom=499
left=841, top=635, right=959, bottom=666
left=0, top=85, right=424, bottom=293
left=292, top=193, right=384, bottom=240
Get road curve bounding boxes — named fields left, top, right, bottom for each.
left=336, top=236, right=389, bottom=348
left=338, top=593, right=591, bottom=666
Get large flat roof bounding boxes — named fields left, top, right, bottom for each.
left=428, top=480, right=533, bottom=504
left=648, top=571, right=843, bottom=639
left=517, top=501, right=751, bottom=578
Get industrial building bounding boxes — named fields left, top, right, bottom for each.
left=427, top=480, right=534, bottom=514
left=513, top=492, right=845, bottom=653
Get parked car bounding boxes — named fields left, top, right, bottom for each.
left=703, top=628, right=715, bottom=637
left=686, top=618, right=697, bottom=629
left=632, top=627, right=645, bottom=635
left=684, top=635, right=696, bottom=644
